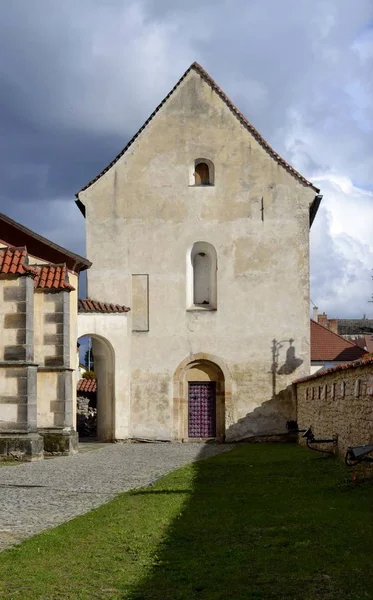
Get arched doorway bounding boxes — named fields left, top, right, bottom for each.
left=77, top=334, right=115, bottom=442
left=173, top=353, right=233, bottom=441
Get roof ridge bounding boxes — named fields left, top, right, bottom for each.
left=76, top=62, right=320, bottom=203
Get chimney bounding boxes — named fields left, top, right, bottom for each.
left=312, top=306, right=318, bottom=321
left=318, top=312, right=328, bottom=328
left=329, top=319, right=338, bottom=334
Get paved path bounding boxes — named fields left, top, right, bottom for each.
left=0, top=442, right=232, bottom=551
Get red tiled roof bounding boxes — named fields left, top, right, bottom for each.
left=311, top=319, right=367, bottom=362
left=77, top=378, right=97, bottom=393
left=78, top=298, right=130, bottom=313
left=0, top=246, right=33, bottom=275
left=76, top=62, right=320, bottom=211
left=343, top=334, right=373, bottom=354
left=33, top=264, right=74, bottom=290
left=294, top=353, right=373, bottom=384
left=0, top=246, right=74, bottom=291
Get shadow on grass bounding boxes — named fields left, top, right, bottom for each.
left=126, top=443, right=373, bottom=600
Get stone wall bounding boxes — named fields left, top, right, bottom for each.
left=295, top=356, right=373, bottom=458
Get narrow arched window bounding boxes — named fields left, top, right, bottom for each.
left=195, top=162, right=210, bottom=185
left=193, top=252, right=210, bottom=304
left=186, top=242, right=217, bottom=310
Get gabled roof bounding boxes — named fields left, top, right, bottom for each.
left=78, top=298, right=130, bottom=313
left=311, top=319, right=367, bottom=362
left=0, top=246, right=74, bottom=291
left=0, top=212, right=91, bottom=273
left=76, top=62, right=320, bottom=217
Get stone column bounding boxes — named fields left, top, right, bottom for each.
left=40, top=291, right=79, bottom=455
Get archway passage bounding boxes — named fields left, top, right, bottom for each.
left=173, top=354, right=231, bottom=441
left=77, top=334, right=115, bottom=442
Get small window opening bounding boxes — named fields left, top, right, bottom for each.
left=187, top=241, right=217, bottom=310
left=193, top=252, right=211, bottom=305
left=195, top=162, right=210, bottom=186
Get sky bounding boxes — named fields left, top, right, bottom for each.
left=0, top=0, right=372, bottom=318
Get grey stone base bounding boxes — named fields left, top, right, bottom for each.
left=39, top=429, right=79, bottom=456
left=0, top=433, right=44, bottom=461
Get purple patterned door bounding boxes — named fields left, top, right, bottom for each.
left=188, top=382, right=216, bottom=438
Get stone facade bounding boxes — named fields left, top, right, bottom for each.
left=295, top=357, right=373, bottom=459
left=77, top=63, right=321, bottom=442
left=0, top=215, right=90, bottom=460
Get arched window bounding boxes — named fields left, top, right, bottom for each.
left=186, top=242, right=217, bottom=309
left=193, top=252, right=210, bottom=304
left=195, top=162, right=210, bottom=185
left=192, top=159, right=215, bottom=186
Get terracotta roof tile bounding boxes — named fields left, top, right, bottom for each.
left=77, top=378, right=97, bottom=393
left=78, top=298, right=130, bottom=313
left=311, top=319, right=366, bottom=362
left=0, top=246, right=74, bottom=291
left=76, top=62, right=319, bottom=209
left=294, top=353, right=373, bottom=384
left=0, top=246, right=34, bottom=275
left=33, top=264, right=74, bottom=291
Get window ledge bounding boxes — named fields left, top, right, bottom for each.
left=186, top=305, right=217, bottom=312
left=188, top=184, right=215, bottom=187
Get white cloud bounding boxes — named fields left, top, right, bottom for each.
left=0, top=0, right=372, bottom=316
left=310, top=175, right=373, bottom=318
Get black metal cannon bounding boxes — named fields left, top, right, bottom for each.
left=345, top=444, right=373, bottom=466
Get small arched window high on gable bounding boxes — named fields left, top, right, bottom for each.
left=186, top=242, right=217, bottom=310
left=193, top=159, right=214, bottom=186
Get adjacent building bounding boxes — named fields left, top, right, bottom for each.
left=0, top=212, right=90, bottom=459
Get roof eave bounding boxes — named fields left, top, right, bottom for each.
left=75, top=198, right=86, bottom=218
left=309, top=194, right=322, bottom=228
left=0, top=212, right=91, bottom=272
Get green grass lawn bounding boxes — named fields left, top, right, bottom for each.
left=0, top=444, right=372, bottom=600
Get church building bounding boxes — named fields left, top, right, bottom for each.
left=76, top=62, right=322, bottom=442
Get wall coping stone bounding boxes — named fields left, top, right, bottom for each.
left=294, top=354, right=373, bottom=384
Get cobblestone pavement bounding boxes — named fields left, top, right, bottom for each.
left=0, top=442, right=232, bottom=551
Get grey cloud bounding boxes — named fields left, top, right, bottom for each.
left=0, top=0, right=372, bottom=316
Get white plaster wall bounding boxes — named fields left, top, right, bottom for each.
left=77, top=313, right=130, bottom=440
left=78, top=69, right=317, bottom=440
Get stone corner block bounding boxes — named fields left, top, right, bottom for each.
left=38, top=428, right=79, bottom=455
left=0, top=433, right=44, bottom=462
